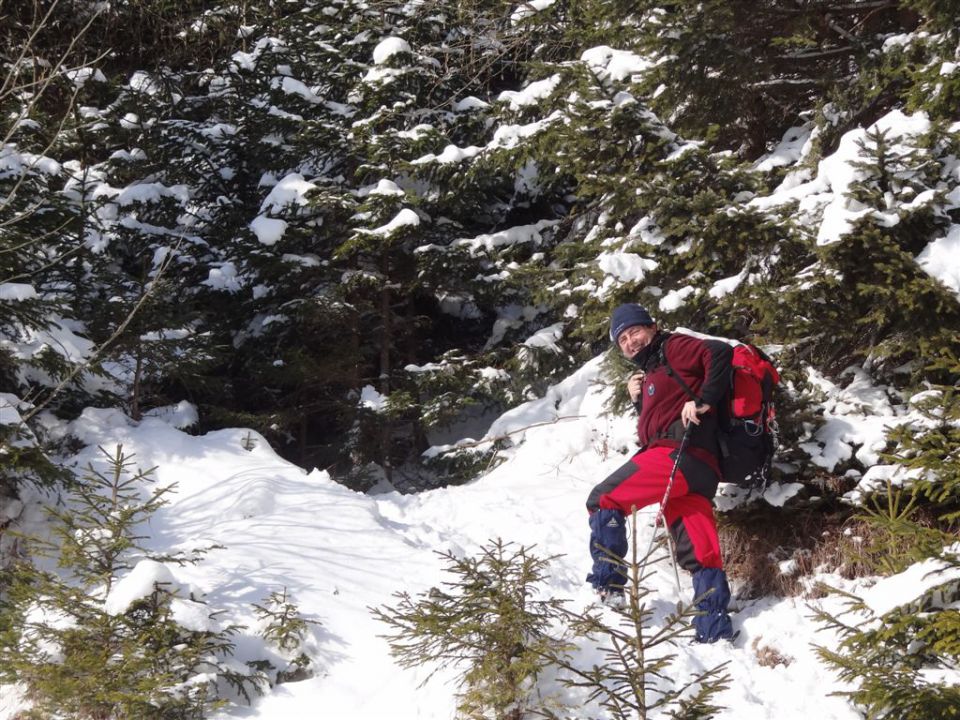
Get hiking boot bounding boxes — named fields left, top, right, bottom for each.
left=597, top=588, right=626, bottom=609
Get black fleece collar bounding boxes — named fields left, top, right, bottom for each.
left=630, top=330, right=671, bottom=370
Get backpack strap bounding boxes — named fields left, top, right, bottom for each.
left=656, top=340, right=730, bottom=457
left=658, top=341, right=703, bottom=406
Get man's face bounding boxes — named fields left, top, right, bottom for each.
left=617, top=324, right=657, bottom=358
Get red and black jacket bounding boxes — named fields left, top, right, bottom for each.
left=631, top=331, right=733, bottom=475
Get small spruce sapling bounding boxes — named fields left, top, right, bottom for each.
left=812, top=548, right=960, bottom=720
left=545, top=511, right=731, bottom=720
left=372, top=539, right=571, bottom=720
left=813, top=364, right=960, bottom=718
left=0, top=444, right=261, bottom=719
left=252, top=587, right=319, bottom=685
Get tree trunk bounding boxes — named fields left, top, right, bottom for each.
left=379, top=276, right=392, bottom=482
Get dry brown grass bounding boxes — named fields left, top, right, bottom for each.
left=719, top=503, right=886, bottom=599
left=751, top=637, right=794, bottom=668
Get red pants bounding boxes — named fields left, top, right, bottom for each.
left=590, top=445, right=723, bottom=570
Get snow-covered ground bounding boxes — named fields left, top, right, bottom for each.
left=4, top=103, right=956, bottom=719
left=7, top=356, right=931, bottom=719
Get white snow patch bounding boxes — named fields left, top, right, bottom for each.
left=143, top=401, right=199, bottom=429
left=250, top=215, right=288, bottom=246
left=916, top=224, right=960, bottom=298
left=581, top=46, right=653, bottom=82
left=104, top=560, right=178, bottom=616
left=360, top=385, right=386, bottom=411
left=522, top=322, right=564, bottom=353
left=362, top=208, right=420, bottom=236
left=0, top=283, right=38, bottom=301
left=861, top=550, right=960, bottom=616
left=511, top=0, right=556, bottom=22
left=362, top=179, right=405, bottom=197
left=659, top=286, right=696, bottom=312
left=456, top=220, right=557, bottom=254
left=597, top=252, right=658, bottom=285
left=0, top=394, right=25, bottom=426
left=373, top=37, right=411, bottom=65
left=203, top=262, right=244, bottom=292
left=411, top=144, right=483, bottom=165
left=708, top=268, right=749, bottom=299
left=753, top=124, right=814, bottom=172
left=259, top=173, right=317, bottom=213
left=452, top=96, right=490, bottom=112
left=497, top=74, right=561, bottom=110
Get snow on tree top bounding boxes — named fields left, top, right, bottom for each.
left=0, top=147, right=61, bottom=177
left=510, top=0, right=556, bottom=23
left=411, top=144, right=483, bottom=166
left=596, top=252, right=658, bottom=286
left=917, top=224, right=960, bottom=299
left=362, top=208, right=420, bottom=237
left=659, top=285, right=696, bottom=312
left=708, top=268, right=749, bottom=299
left=522, top=322, right=564, bottom=352
left=491, top=112, right=563, bottom=148
left=0, top=283, right=38, bottom=302
left=204, top=262, right=243, bottom=292
left=361, top=179, right=405, bottom=197
left=127, top=70, right=161, bottom=95
left=455, top=220, right=558, bottom=255
left=814, top=109, right=932, bottom=246
left=259, top=173, right=317, bottom=213
left=276, top=76, right=324, bottom=103
left=92, top=181, right=190, bottom=206
left=497, top=74, right=561, bottom=110
left=66, top=66, right=107, bottom=87
left=452, top=96, right=490, bottom=112
left=360, top=384, right=386, bottom=410
left=753, top=124, right=815, bottom=172
left=373, top=37, right=411, bottom=65
left=104, top=560, right=176, bottom=615
left=250, top=215, right=288, bottom=246
left=580, top=46, right=653, bottom=82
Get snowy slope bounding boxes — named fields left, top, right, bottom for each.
left=2, top=358, right=891, bottom=720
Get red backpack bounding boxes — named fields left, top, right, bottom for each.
left=661, top=339, right=780, bottom=489
left=720, top=343, right=780, bottom=489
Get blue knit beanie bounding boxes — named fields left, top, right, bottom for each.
left=609, top=304, right=655, bottom=343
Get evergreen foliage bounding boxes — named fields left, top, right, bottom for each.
left=627, top=0, right=915, bottom=158
left=372, top=539, right=570, bottom=720
left=545, top=514, right=730, bottom=720
left=813, top=548, right=960, bottom=720
left=0, top=445, right=261, bottom=718
left=252, top=587, right=317, bottom=685
left=2, top=0, right=960, bottom=712
left=812, top=358, right=960, bottom=715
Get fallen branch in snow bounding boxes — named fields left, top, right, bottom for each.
left=451, top=415, right=586, bottom=450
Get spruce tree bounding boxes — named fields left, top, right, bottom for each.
left=0, top=445, right=261, bottom=718
left=814, top=548, right=960, bottom=720
left=629, top=0, right=917, bottom=158
left=545, top=512, right=730, bottom=719
left=252, top=587, right=318, bottom=685
left=373, top=539, right=570, bottom=720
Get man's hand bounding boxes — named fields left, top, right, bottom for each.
left=627, top=372, right=645, bottom=403
left=681, top=400, right=711, bottom=427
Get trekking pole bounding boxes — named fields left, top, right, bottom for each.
left=638, top=423, right=693, bottom=587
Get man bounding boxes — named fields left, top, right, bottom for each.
left=585, top=303, right=734, bottom=643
